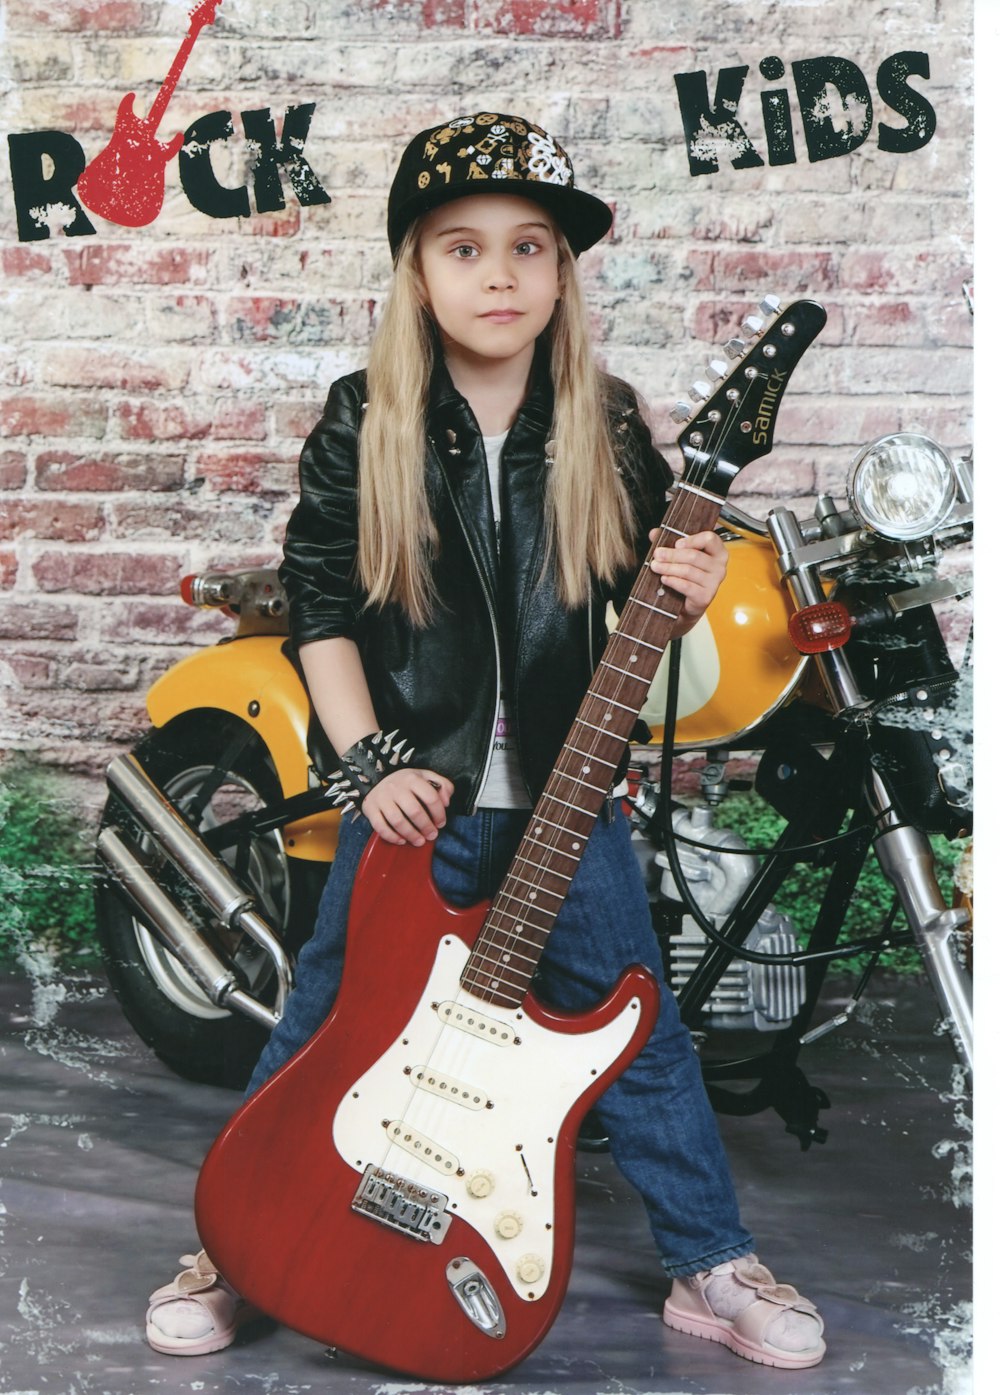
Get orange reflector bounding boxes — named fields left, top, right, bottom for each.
left=788, top=601, right=853, bottom=653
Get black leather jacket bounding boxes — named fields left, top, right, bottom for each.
left=279, top=352, right=673, bottom=813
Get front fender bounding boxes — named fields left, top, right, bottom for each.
left=146, top=635, right=338, bottom=862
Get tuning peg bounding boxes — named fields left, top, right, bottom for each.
left=690, top=380, right=712, bottom=401
left=669, top=400, right=693, bottom=423
left=707, top=359, right=728, bottom=380
left=723, top=337, right=747, bottom=359
left=759, top=293, right=781, bottom=316
left=741, top=314, right=764, bottom=337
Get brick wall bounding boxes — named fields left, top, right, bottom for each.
left=0, top=0, right=973, bottom=818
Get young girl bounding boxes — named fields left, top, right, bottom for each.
left=145, top=111, right=826, bottom=1372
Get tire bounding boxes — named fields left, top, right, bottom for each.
left=94, top=714, right=328, bottom=1089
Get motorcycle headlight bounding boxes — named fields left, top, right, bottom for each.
left=848, top=433, right=957, bottom=541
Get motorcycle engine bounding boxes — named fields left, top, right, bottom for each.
left=631, top=805, right=807, bottom=1032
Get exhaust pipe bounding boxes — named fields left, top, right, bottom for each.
left=98, top=753, right=293, bottom=1026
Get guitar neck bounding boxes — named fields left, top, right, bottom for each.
left=146, top=9, right=217, bottom=132
left=460, top=486, right=721, bottom=1007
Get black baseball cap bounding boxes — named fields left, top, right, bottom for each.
left=386, top=112, right=614, bottom=259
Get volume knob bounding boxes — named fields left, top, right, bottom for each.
left=465, top=1170, right=495, bottom=1198
left=515, top=1253, right=546, bottom=1285
left=494, top=1210, right=523, bottom=1239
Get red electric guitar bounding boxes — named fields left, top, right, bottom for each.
left=76, top=0, right=223, bottom=227
left=195, top=298, right=827, bottom=1382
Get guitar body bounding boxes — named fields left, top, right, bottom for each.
left=77, top=93, right=184, bottom=227
left=195, top=834, right=659, bottom=1381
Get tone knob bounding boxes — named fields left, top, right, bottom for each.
left=465, top=1170, right=495, bottom=1199
left=515, top=1253, right=546, bottom=1285
left=494, top=1211, right=523, bottom=1239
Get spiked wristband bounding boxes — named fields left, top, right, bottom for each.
left=325, top=729, right=415, bottom=816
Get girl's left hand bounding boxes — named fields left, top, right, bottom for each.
left=647, top=528, right=728, bottom=635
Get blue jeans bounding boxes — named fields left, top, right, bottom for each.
left=247, top=807, right=754, bottom=1278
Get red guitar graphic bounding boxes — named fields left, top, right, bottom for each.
left=195, top=299, right=828, bottom=1381
left=76, top=0, right=223, bottom=227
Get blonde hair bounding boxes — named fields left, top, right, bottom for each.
left=357, top=218, right=636, bottom=625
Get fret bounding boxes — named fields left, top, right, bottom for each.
left=574, top=717, right=624, bottom=738
left=549, top=772, right=609, bottom=797
left=630, top=597, right=680, bottom=619
left=563, top=744, right=616, bottom=767
left=539, top=794, right=596, bottom=816
left=486, top=904, right=551, bottom=933
left=581, top=693, right=638, bottom=715
left=512, top=855, right=573, bottom=881
left=676, top=479, right=723, bottom=503
left=495, top=885, right=563, bottom=913
left=465, top=956, right=533, bottom=984
left=612, top=633, right=663, bottom=653
left=472, top=938, right=537, bottom=969
left=602, top=662, right=648, bottom=680
left=523, top=833, right=582, bottom=862
left=527, top=815, right=588, bottom=846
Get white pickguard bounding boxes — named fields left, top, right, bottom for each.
left=333, top=933, right=645, bottom=1300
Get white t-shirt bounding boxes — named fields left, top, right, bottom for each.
left=479, top=431, right=532, bottom=809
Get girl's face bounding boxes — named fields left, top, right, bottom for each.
left=416, top=194, right=561, bottom=372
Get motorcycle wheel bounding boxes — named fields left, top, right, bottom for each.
left=94, top=714, right=329, bottom=1090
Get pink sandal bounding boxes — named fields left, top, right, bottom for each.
left=146, top=1250, right=264, bottom=1356
left=662, top=1255, right=826, bottom=1370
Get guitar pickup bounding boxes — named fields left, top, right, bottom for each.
left=351, top=1164, right=453, bottom=1244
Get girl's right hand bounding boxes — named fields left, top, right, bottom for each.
left=361, top=769, right=454, bottom=846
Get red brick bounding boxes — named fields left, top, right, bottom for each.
left=473, top=0, right=621, bottom=37
left=0, top=451, right=28, bottom=489
left=0, top=396, right=107, bottom=440
left=5, top=1, right=151, bottom=31
left=36, top=450, right=186, bottom=492
left=194, top=449, right=292, bottom=493
left=115, top=400, right=214, bottom=442
left=32, top=549, right=181, bottom=596
left=687, top=251, right=838, bottom=296
left=107, top=498, right=270, bottom=546
left=0, top=499, right=104, bottom=543
left=225, top=297, right=375, bottom=346
left=5, top=652, right=55, bottom=686
left=0, top=548, right=17, bottom=588
left=2, top=246, right=53, bottom=277
left=94, top=598, right=230, bottom=644
left=63, top=245, right=212, bottom=287
left=0, top=603, right=79, bottom=641
left=61, top=659, right=143, bottom=691
left=274, top=402, right=325, bottom=440
left=39, top=348, right=191, bottom=393
left=209, top=400, right=268, bottom=441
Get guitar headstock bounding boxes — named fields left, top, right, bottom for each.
left=189, top=0, right=224, bottom=30
left=672, top=296, right=827, bottom=496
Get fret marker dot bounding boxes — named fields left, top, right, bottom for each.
left=529, top=891, right=537, bottom=900
left=534, top=824, right=542, bottom=835
left=604, top=713, right=612, bottom=721
left=582, top=765, right=591, bottom=774
left=572, top=841, right=580, bottom=851
left=630, top=655, right=638, bottom=663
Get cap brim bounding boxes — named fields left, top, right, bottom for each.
left=388, top=181, right=613, bottom=258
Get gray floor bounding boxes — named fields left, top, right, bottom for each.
left=0, top=966, right=971, bottom=1395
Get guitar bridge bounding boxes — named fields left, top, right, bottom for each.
left=351, top=1164, right=453, bottom=1245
